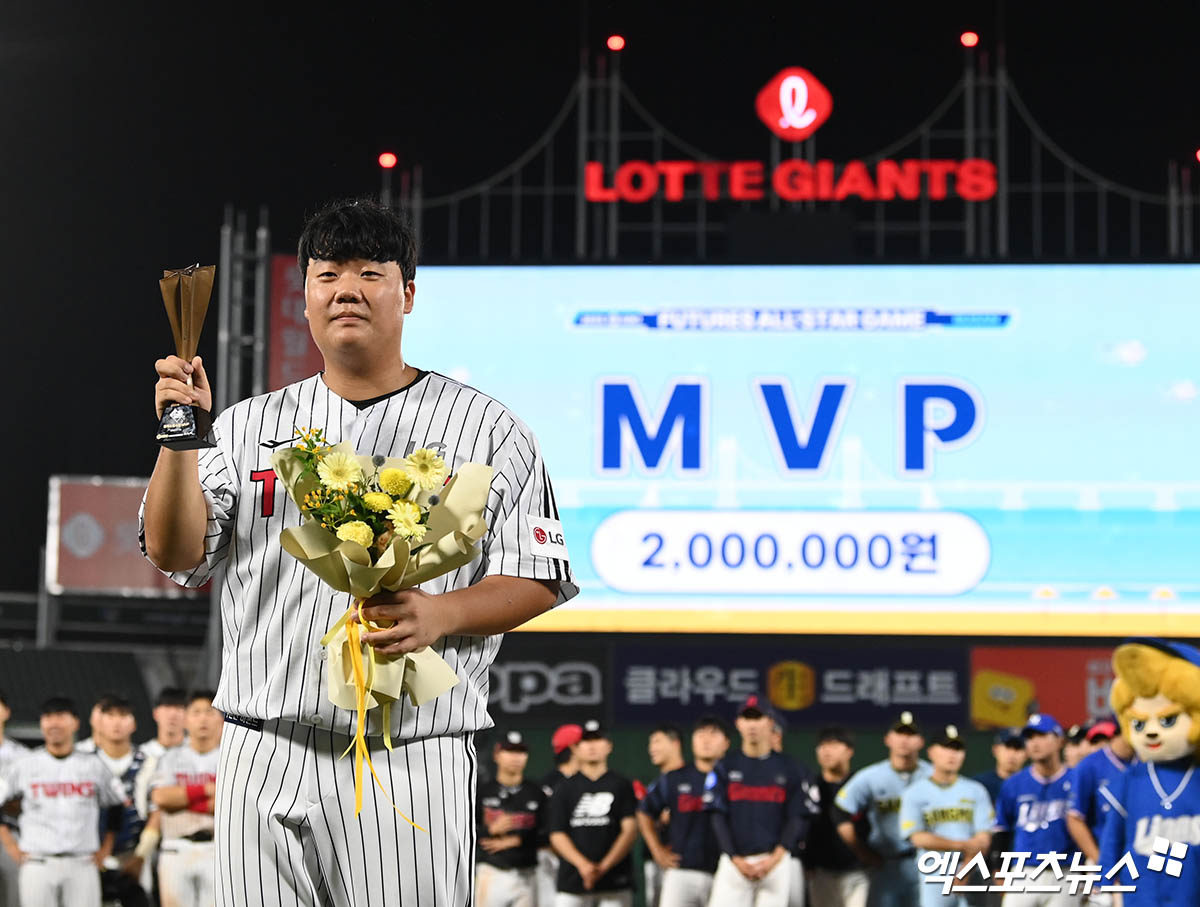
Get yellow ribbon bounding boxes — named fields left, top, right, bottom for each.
left=320, top=600, right=425, bottom=830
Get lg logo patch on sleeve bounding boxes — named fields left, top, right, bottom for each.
left=529, top=516, right=569, bottom=560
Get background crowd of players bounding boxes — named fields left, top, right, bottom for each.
left=0, top=686, right=1131, bottom=907
left=0, top=689, right=219, bottom=907
left=480, top=699, right=1131, bottom=907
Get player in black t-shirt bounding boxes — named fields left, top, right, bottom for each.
left=547, top=720, right=638, bottom=907
left=707, top=695, right=818, bottom=907
left=538, top=724, right=584, bottom=906
left=476, top=731, right=547, bottom=907
left=638, top=714, right=731, bottom=907
left=803, top=727, right=869, bottom=907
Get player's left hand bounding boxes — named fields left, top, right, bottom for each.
left=123, top=855, right=145, bottom=878
left=358, top=589, right=455, bottom=655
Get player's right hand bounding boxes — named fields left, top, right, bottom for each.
left=653, top=846, right=681, bottom=870
left=732, top=855, right=762, bottom=881
left=5, top=847, right=26, bottom=865
left=154, top=355, right=211, bottom=419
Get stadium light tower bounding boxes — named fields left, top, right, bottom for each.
left=378, top=151, right=398, bottom=206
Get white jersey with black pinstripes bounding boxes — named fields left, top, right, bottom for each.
left=139, top=370, right=577, bottom=740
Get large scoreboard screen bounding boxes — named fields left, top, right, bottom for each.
left=408, top=265, right=1199, bottom=636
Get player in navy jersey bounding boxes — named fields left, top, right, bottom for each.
left=706, top=695, right=817, bottom=906
left=1098, top=639, right=1200, bottom=907
left=476, top=731, right=546, bottom=907
left=641, top=724, right=685, bottom=907
left=637, top=714, right=730, bottom=907
left=1066, top=719, right=1136, bottom=863
left=143, top=199, right=576, bottom=906
left=992, top=714, right=1077, bottom=907
left=548, top=720, right=638, bottom=906
left=90, top=695, right=151, bottom=907
left=805, top=727, right=868, bottom=907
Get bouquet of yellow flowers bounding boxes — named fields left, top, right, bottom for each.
left=270, top=427, right=493, bottom=821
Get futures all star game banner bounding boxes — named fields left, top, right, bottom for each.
left=274, top=264, right=1200, bottom=636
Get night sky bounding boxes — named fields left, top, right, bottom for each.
left=4, top=1, right=1197, bottom=592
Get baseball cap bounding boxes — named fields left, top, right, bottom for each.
left=497, top=730, right=528, bottom=753
left=930, top=725, right=966, bottom=750
left=1065, top=724, right=1087, bottom=744
left=889, top=711, right=922, bottom=735
left=737, top=694, right=767, bottom=719
left=816, top=726, right=856, bottom=748
left=993, top=728, right=1024, bottom=748
left=1087, top=720, right=1118, bottom=743
left=579, top=719, right=607, bottom=741
left=1022, top=713, right=1063, bottom=737
left=551, top=724, right=583, bottom=754
left=1123, top=637, right=1200, bottom=671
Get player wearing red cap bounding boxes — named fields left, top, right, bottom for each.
left=538, top=725, right=583, bottom=906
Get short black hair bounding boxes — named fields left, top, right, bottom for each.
left=40, top=696, right=76, bottom=717
left=95, top=693, right=132, bottom=714
left=187, top=689, right=217, bottom=707
left=554, top=747, right=574, bottom=766
left=297, top=198, right=418, bottom=284
left=0, top=689, right=8, bottom=707
left=651, top=723, right=683, bottom=743
left=693, top=714, right=731, bottom=738
left=155, top=687, right=188, bottom=708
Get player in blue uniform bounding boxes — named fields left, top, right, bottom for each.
left=1099, top=639, right=1200, bottom=907
left=637, top=715, right=730, bottom=907
left=899, top=726, right=993, bottom=907
left=1065, top=718, right=1136, bottom=864
left=992, top=714, right=1077, bottom=907
left=834, top=711, right=933, bottom=907
left=706, top=696, right=817, bottom=907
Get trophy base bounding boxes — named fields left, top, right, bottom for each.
left=157, top=403, right=215, bottom=450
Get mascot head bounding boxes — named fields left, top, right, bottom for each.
left=1110, top=638, right=1200, bottom=763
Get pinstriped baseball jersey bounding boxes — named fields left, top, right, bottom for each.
left=139, top=370, right=578, bottom=739
left=0, top=748, right=125, bottom=854
left=149, top=744, right=219, bottom=840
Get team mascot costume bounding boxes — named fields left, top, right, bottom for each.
left=1099, top=638, right=1200, bottom=906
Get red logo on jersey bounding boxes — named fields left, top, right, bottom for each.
left=174, top=772, right=217, bottom=786
left=755, top=68, right=832, bottom=142
left=677, top=793, right=705, bottom=813
left=728, top=782, right=786, bottom=803
left=30, top=781, right=96, bottom=798
left=533, top=527, right=548, bottom=545
left=250, top=469, right=278, bottom=518
left=483, top=806, right=537, bottom=830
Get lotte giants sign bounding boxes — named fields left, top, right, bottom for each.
left=585, top=66, right=998, bottom=204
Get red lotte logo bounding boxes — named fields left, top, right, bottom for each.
left=756, top=67, right=832, bottom=142
left=533, top=527, right=548, bottom=544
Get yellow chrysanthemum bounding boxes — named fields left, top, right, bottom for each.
left=406, top=522, right=427, bottom=543
left=403, top=448, right=447, bottom=491
left=335, top=520, right=374, bottom=548
left=386, top=500, right=421, bottom=525
left=362, top=492, right=393, bottom=512
left=317, top=452, right=363, bottom=491
left=378, top=467, right=413, bottom=496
